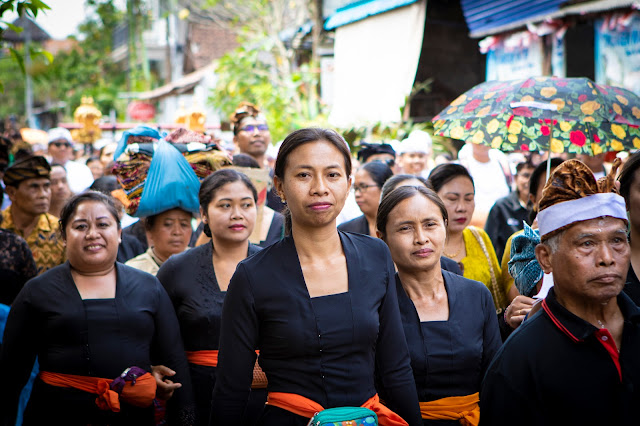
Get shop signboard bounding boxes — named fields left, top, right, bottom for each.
left=486, top=33, right=544, bottom=81
left=595, top=14, right=640, bottom=94
left=127, top=101, right=156, bottom=122
left=552, top=33, right=566, bottom=78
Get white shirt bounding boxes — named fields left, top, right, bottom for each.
left=459, top=148, right=510, bottom=214
left=336, top=190, right=362, bottom=225
left=63, top=160, right=95, bottom=194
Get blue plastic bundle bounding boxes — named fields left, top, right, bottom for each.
left=135, top=138, right=201, bottom=217
left=113, top=125, right=163, bottom=161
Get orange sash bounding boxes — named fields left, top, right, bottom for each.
left=186, top=350, right=219, bottom=367
left=186, top=349, right=267, bottom=389
left=266, top=392, right=408, bottom=426
left=39, top=370, right=156, bottom=413
left=419, top=392, right=480, bottom=426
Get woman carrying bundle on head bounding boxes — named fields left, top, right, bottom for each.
left=211, top=128, right=421, bottom=425
left=125, top=207, right=193, bottom=276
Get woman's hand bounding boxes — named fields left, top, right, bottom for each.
left=151, top=364, right=182, bottom=400
left=505, top=296, right=536, bottom=329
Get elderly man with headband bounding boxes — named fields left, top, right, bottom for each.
left=479, top=159, right=640, bottom=426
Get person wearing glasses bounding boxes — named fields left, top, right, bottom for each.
left=338, top=161, right=393, bottom=236
left=47, top=128, right=94, bottom=193
left=230, top=102, right=286, bottom=214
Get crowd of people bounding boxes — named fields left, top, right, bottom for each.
left=0, top=101, right=639, bottom=426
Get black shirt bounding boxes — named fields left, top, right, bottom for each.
left=117, top=231, right=147, bottom=263
left=480, top=287, right=640, bottom=425
left=623, top=265, right=640, bottom=306
left=0, top=262, right=194, bottom=425
left=0, top=228, right=37, bottom=305
left=484, top=191, right=529, bottom=261
left=337, top=215, right=369, bottom=235
left=157, top=242, right=263, bottom=425
left=396, top=271, right=500, bottom=409
left=211, top=232, right=422, bottom=425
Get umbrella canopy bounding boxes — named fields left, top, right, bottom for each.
left=432, top=77, right=640, bottom=155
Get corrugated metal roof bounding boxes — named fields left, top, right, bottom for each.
left=462, top=0, right=565, bottom=37
left=324, top=0, right=419, bottom=30
left=462, top=0, right=639, bottom=38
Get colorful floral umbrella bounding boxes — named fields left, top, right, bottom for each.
left=432, top=77, right=640, bottom=155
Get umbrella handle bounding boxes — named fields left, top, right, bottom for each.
left=546, top=119, right=554, bottom=181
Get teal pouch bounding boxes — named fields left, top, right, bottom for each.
left=307, top=407, right=378, bottom=426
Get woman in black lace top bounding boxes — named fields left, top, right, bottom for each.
left=0, top=184, right=37, bottom=305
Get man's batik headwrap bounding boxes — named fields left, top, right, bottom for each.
left=230, top=102, right=263, bottom=135
left=3, top=155, right=51, bottom=187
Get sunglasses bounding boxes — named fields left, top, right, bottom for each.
left=369, top=158, right=395, bottom=168
left=240, top=124, right=269, bottom=133
left=51, top=141, right=72, bottom=148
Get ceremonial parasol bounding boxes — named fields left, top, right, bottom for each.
left=432, top=77, right=640, bottom=156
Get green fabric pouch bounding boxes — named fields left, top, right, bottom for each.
left=307, top=406, right=378, bottom=426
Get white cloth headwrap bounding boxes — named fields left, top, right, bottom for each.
left=538, top=192, right=628, bottom=237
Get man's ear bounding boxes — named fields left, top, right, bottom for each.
left=5, top=185, right=16, bottom=201
left=535, top=243, right=553, bottom=274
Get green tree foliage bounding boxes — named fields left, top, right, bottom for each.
left=202, top=0, right=325, bottom=142
left=0, top=0, right=51, bottom=92
left=37, top=0, right=127, bottom=119
left=0, top=0, right=127, bottom=119
left=210, top=42, right=322, bottom=143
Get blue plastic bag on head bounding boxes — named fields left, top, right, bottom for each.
left=136, top=139, right=201, bottom=217
left=113, top=125, right=163, bottom=161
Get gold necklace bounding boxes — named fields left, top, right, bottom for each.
left=443, top=240, right=464, bottom=258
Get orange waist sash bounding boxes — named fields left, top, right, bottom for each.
left=186, top=350, right=219, bottom=367
left=419, top=392, right=480, bottom=426
left=185, top=349, right=263, bottom=367
left=39, top=370, right=156, bottom=413
left=186, top=349, right=267, bottom=389
left=266, top=392, right=408, bottom=426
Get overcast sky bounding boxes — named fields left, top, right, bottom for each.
left=6, top=0, right=126, bottom=40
